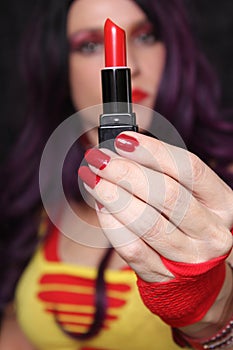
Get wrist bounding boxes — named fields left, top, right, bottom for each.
left=137, top=253, right=229, bottom=327
left=180, top=263, right=233, bottom=339
left=175, top=263, right=233, bottom=349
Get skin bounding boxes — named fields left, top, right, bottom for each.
left=67, top=0, right=166, bottom=136
left=1, top=0, right=233, bottom=348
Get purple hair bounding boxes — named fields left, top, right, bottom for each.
left=137, top=0, right=233, bottom=185
left=0, top=0, right=232, bottom=337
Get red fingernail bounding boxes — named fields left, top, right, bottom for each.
left=85, top=148, right=110, bottom=170
left=115, top=134, right=139, bottom=152
left=78, top=166, right=101, bottom=189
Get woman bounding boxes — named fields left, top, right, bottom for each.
left=0, top=0, right=233, bottom=349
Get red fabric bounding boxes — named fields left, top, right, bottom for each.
left=44, top=225, right=60, bottom=261
left=137, top=252, right=229, bottom=327
left=171, top=228, right=233, bottom=347
left=81, top=348, right=108, bottom=350
left=38, top=225, right=133, bottom=336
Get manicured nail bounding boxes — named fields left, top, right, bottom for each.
left=85, top=148, right=110, bottom=170
left=78, top=166, right=101, bottom=189
left=115, top=134, right=139, bottom=152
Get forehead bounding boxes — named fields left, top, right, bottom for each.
left=67, top=0, right=147, bottom=34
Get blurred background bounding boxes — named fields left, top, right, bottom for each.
left=0, top=0, right=233, bottom=163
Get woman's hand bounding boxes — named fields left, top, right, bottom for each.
left=78, top=131, right=233, bottom=333
left=79, top=131, right=233, bottom=283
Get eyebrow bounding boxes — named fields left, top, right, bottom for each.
left=68, top=26, right=103, bottom=39
left=68, top=18, right=152, bottom=39
left=130, top=19, right=154, bottom=33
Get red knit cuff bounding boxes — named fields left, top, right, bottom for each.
left=137, top=253, right=229, bottom=327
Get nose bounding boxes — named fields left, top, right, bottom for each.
left=127, top=43, right=140, bottom=78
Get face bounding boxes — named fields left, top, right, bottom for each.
left=67, top=0, right=166, bottom=134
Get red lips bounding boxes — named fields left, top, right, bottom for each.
left=132, top=89, right=149, bottom=103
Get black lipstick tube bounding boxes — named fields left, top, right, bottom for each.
left=98, top=67, right=138, bottom=151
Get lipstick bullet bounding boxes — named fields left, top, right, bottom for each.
left=98, top=18, right=138, bottom=151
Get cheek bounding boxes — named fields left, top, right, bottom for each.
left=137, top=44, right=166, bottom=131
left=69, top=56, right=103, bottom=110
left=147, top=44, right=166, bottom=93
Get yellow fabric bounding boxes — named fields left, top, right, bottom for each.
left=15, top=238, right=188, bottom=350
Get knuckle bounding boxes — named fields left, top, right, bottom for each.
left=211, top=183, right=233, bottom=228
left=142, top=218, right=163, bottom=242
left=124, top=242, right=144, bottom=264
left=203, top=224, right=233, bottom=259
left=149, top=139, right=165, bottom=160
left=189, top=152, right=206, bottom=183
left=223, top=194, right=233, bottom=228
left=110, top=159, right=147, bottom=195
left=164, top=177, right=180, bottom=210
left=213, top=226, right=233, bottom=255
left=112, top=159, right=134, bottom=182
left=96, top=181, right=119, bottom=203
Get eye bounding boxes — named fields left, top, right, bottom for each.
left=69, top=31, right=104, bottom=55
left=135, top=31, right=156, bottom=45
left=73, top=40, right=104, bottom=55
left=132, top=22, right=158, bottom=46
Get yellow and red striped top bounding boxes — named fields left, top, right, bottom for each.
left=15, top=227, right=186, bottom=350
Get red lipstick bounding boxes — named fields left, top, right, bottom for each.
left=104, top=18, right=127, bottom=67
left=98, top=19, right=138, bottom=151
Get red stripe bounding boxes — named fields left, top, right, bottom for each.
left=38, top=291, right=94, bottom=305
left=46, top=309, right=117, bottom=320
left=38, top=291, right=126, bottom=308
left=40, top=274, right=95, bottom=287
left=81, top=348, right=108, bottom=350
left=59, top=320, right=108, bottom=330
left=44, top=226, right=60, bottom=261
left=39, top=274, right=131, bottom=292
left=107, top=283, right=131, bottom=292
